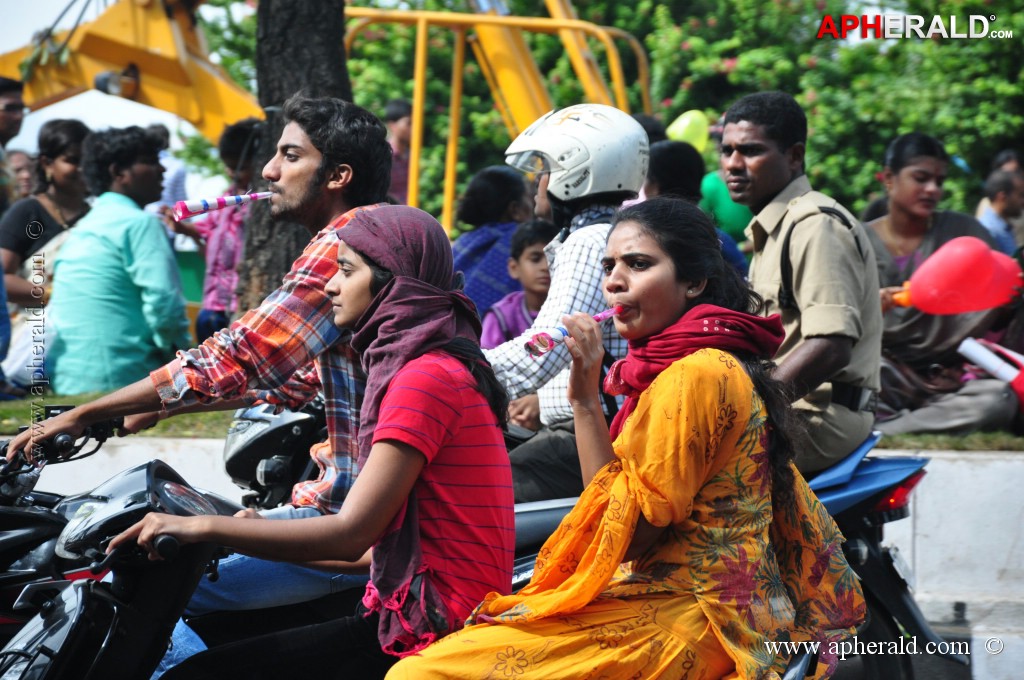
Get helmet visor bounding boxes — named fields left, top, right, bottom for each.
left=505, top=150, right=563, bottom=176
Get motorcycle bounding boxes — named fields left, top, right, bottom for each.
left=0, top=408, right=125, bottom=646
left=222, top=403, right=970, bottom=679
left=805, top=431, right=968, bottom=678
left=0, top=422, right=243, bottom=680
left=0, top=413, right=576, bottom=679
left=0, top=402, right=970, bottom=679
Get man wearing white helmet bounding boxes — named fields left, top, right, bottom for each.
left=483, top=103, right=649, bottom=502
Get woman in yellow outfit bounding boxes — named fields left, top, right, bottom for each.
left=387, top=197, right=864, bottom=679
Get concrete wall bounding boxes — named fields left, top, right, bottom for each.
left=876, top=450, right=1024, bottom=680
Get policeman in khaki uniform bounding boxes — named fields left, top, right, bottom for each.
left=720, top=91, right=882, bottom=473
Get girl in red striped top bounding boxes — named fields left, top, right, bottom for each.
left=111, top=205, right=515, bottom=679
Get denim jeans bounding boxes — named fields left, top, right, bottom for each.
left=152, top=505, right=370, bottom=678
left=195, top=309, right=230, bottom=345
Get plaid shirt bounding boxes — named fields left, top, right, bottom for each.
left=151, top=204, right=385, bottom=514
left=483, top=210, right=627, bottom=425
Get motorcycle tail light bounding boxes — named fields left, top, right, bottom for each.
left=872, top=470, right=926, bottom=514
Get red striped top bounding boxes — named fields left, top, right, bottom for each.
left=373, top=351, right=514, bottom=625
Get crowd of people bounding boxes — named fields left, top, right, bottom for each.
left=2, top=72, right=1023, bottom=678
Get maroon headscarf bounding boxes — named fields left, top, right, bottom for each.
left=339, top=205, right=483, bottom=656
left=604, top=304, right=785, bottom=439
left=343, top=205, right=481, bottom=467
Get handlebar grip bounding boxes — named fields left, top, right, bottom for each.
left=153, top=534, right=180, bottom=561
left=53, top=433, right=75, bottom=456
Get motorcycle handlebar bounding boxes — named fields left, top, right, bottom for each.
left=0, top=416, right=125, bottom=469
left=154, top=534, right=180, bottom=561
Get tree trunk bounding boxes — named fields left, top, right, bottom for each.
left=235, top=0, right=353, bottom=312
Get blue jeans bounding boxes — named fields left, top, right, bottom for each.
left=195, top=309, right=230, bottom=344
left=152, top=505, right=369, bottom=678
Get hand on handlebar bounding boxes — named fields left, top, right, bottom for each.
left=107, top=512, right=209, bottom=561
left=4, top=409, right=87, bottom=464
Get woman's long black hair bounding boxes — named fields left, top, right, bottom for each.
left=361, top=253, right=510, bottom=429
left=612, top=197, right=802, bottom=512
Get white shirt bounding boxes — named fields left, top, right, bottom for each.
left=483, top=220, right=626, bottom=425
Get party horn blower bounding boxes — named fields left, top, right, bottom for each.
left=890, top=236, right=1024, bottom=314
left=172, top=191, right=273, bottom=221
left=524, top=307, right=622, bottom=357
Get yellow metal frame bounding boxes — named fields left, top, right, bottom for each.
left=344, top=7, right=651, bottom=231
left=0, top=0, right=262, bottom=142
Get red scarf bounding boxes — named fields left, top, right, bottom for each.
left=604, top=304, right=785, bottom=439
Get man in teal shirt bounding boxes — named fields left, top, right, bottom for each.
left=47, top=126, right=191, bottom=394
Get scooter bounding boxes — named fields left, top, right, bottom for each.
left=0, top=415, right=575, bottom=679
left=803, top=431, right=968, bottom=678
left=222, top=403, right=970, bottom=679
left=0, top=409, right=125, bottom=646
left=0, top=424, right=243, bottom=680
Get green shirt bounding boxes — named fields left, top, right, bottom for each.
left=699, top=171, right=753, bottom=243
left=48, top=192, right=191, bottom=394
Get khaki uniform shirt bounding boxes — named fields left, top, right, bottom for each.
left=745, top=176, right=883, bottom=471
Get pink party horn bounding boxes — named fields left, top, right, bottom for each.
left=172, top=191, right=273, bottom=221
left=524, top=306, right=622, bottom=357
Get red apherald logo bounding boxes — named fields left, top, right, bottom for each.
left=816, top=14, right=1006, bottom=40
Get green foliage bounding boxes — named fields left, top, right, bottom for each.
left=191, top=0, right=1024, bottom=223
left=175, top=133, right=223, bottom=178
left=346, top=0, right=518, bottom=226
left=197, top=0, right=259, bottom=93
left=801, top=1, right=1024, bottom=214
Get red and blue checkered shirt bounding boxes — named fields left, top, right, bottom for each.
left=150, top=204, right=385, bottom=514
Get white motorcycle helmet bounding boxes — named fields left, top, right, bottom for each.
left=505, top=103, right=649, bottom=204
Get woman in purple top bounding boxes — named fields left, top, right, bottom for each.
left=451, top=166, right=534, bottom=315
left=175, top=119, right=260, bottom=342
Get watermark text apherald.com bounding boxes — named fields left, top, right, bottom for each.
left=765, top=635, right=1005, bottom=660
left=817, top=14, right=1013, bottom=40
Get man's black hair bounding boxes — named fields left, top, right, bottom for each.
left=648, top=140, right=705, bottom=203
left=0, top=78, right=23, bottom=97
left=145, top=123, right=171, bottom=150
left=383, top=98, right=412, bottom=123
left=991, top=149, right=1020, bottom=172
left=456, top=165, right=528, bottom=228
left=282, top=94, right=392, bottom=207
left=80, top=126, right=163, bottom=196
left=723, top=91, right=807, bottom=152
left=218, top=117, right=261, bottom=167
left=985, top=169, right=1023, bottom=202
left=632, top=113, right=667, bottom=145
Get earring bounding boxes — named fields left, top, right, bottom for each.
left=687, top=288, right=696, bottom=294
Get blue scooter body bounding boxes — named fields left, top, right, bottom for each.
left=809, top=431, right=928, bottom=516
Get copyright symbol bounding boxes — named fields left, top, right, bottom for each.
left=25, top=221, right=43, bottom=239
left=985, top=637, right=1004, bottom=655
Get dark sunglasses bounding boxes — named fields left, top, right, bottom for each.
left=0, top=103, right=26, bottom=114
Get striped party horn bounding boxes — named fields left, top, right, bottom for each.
left=172, top=191, right=273, bottom=221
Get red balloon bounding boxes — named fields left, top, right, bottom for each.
left=906, top=237, right=1022, bottom=314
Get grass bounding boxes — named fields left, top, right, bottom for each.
left=877, top=430, right=1024, bottom=451
left=2, top=392, right=1023, bottom=451
left=0, top=392, right=236, bottom=439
